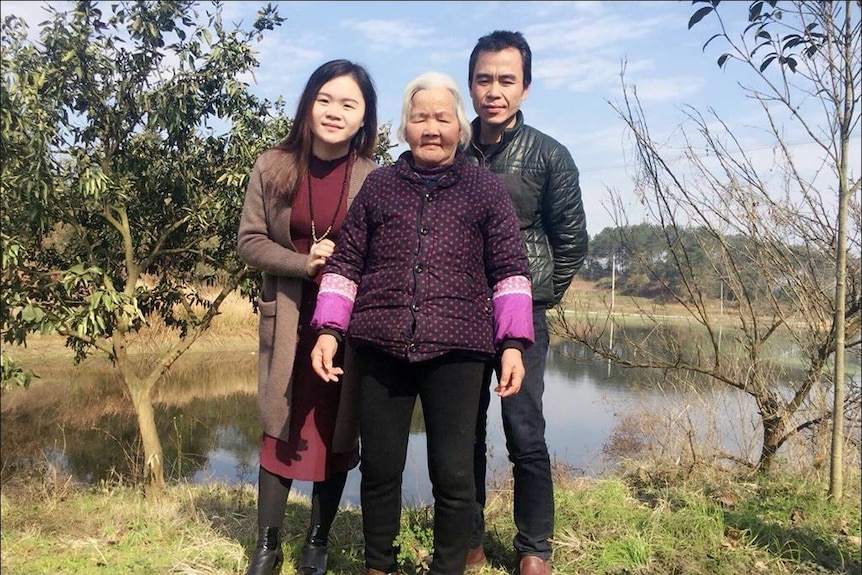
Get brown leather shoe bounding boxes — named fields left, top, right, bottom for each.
left=465, top=545, right=487, bottom=570
left=424, top=546, right=486, bottom=572
left=518, top=556, right=552, bottom=575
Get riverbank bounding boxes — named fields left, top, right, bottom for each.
left=1, top=463, right=859, bottom=575
left=0, top=277, right=831, bottom=368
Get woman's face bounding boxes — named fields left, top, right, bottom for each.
left=311, top=74, right=366, bottom=159
left=405, top=87, right=461, bottom=169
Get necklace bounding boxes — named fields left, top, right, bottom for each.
left=308, top=152, right=352, bottom=244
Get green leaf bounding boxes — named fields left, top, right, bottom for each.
left=783, top=37, right=802, bottom=51
left=749, top=2, right=764, bottom=22
left=21, top=305, right=36, bottom=322
left=688, top=6, right=714, bottom=29
left=760, top=55, right=777, bottom=72
left=702, top=32, right=723, bottom=51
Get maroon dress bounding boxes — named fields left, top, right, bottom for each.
left=258, top=154, right=360, bottom=481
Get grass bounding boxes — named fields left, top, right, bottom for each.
left=1, top=462, right=859, bottom=575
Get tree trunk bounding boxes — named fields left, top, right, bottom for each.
left=128, top=377, right=166, bottom=493
left=828, top=0, right=853, bottom=504
left=828, top=164, right=849, bottom=503
left=757, top=394, right=786, bottom=472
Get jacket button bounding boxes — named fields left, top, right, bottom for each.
left=408, top=343, right=417, bottom=352
left=419, top=226, right=429, bottom=235
left=414, top=264, right=423, bottom=273
left=411, top=303, right=420, bottom=312
left=425, top=193, right=433, bottom=202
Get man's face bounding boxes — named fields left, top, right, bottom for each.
left=469, top=47, right=530, bottom=134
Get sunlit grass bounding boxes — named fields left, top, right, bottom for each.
left=1, top=466, right=858, bottom=575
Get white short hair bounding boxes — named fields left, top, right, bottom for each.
left=396, top=71, right=473, bottom=148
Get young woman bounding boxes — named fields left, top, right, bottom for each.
left=237, top=59, right=379, bottom=575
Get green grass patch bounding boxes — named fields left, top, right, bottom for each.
left=0, top=467, right=858, bottom=575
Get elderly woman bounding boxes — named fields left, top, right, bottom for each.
left=310, top=72, right=534, bottom=575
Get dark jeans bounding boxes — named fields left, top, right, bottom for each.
left=473, top=308, right=553, bottom=560
left=356, top=347, right=484, bottom=575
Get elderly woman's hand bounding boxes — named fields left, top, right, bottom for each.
left=306, top=238, right=336, bottom=278
left=311, top=333, right=343, bottom=382
left=495, top=348, right=524, bottom=397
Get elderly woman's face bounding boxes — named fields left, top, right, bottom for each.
left=405, top=87, right=461, bottom=169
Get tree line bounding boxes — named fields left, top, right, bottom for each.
left=580, top=223, right=859, bottom=305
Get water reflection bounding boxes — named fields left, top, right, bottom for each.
left=1, top=339, right=761, bottom=506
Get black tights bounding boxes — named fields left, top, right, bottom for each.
left=257, top=465, right=348, bottom=541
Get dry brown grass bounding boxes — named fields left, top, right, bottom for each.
left=6, top=288, right=259, bottom=368
left=562, top=277, right=726, bottom=321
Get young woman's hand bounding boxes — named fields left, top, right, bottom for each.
left=495, top=348, right=524, bottom=397
left=306, top=238, right=336, bottom=277
left=311, top=332, right=343, bottom=382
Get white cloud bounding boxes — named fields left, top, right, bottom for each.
left=535, top=55, right=652, bottom=94
left=524, top=15, right=670, bottom=53
left=343, top=18, right=441, bottom=51
left=625, top=76, right=705, bottom=103
left=521, top=10, right=684, bottom=101
left=250, top=37, right=324, bottom=80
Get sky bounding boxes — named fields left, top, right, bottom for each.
left=2, top=1, right=858, bottom=237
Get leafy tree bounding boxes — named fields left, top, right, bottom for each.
left=557, top=1, right=861, bottom=483
left=0, top=0, right=291, bottom=491
left=1, top=2, right=397, bottom=492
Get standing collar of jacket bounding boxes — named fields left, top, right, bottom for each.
left=394, top=150, right=470, bottom=189
left=470, top=109, right=525, bottom=149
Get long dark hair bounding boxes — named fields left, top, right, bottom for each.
left=468, top=30, right=532, bottom=88
left=269, top=59, right=378, bottom=201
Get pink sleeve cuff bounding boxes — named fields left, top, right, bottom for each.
left=311, top=274, right=358, bottom=333
left=492, top=275, right=534, bottom=347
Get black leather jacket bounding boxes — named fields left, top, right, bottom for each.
left=465, top=111, right=588, bottom=307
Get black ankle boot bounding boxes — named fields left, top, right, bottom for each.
left=297, top=524, right=328, bottom=575
left=245, top=526, right=284, bottom=575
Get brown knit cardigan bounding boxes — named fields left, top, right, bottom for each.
left=237, top=148, right=378, bottom=452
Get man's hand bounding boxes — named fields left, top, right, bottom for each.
left=311, top=333, right=343, bottom=382
left=306, top=238, right=335, bottom=278
left=495, top=347, right=524, bottom=397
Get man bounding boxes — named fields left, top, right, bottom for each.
left=464, top=30, right=588, bottom=575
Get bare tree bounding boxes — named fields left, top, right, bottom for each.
left=555, top=2, right=861, bottom=485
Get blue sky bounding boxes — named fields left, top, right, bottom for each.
left=3, top=1, right=855, bottom=237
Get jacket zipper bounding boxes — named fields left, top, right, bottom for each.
left=471, top=142, right=489, bottom=169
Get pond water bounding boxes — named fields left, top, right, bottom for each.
left=0, top=336, right=778, bottom=506
left=193, top=340, right=648, bottom=506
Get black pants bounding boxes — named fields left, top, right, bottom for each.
left=355, top=347, right=484, bottom=575
left=473, top=308, right=553, bottom=559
